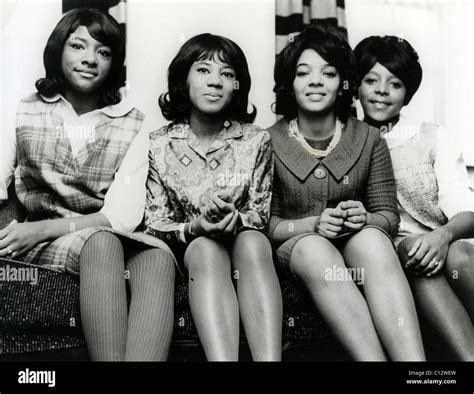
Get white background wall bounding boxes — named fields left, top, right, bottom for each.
left=1, top=0, right=473, bottom=166
left=126, top=0, right=276, bottom=130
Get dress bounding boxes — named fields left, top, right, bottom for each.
left=4, top=92, right=172, bottom=275
left=145, top=120, right=273, bottom=264
left=382, top=117, right=473, bottom=247
left=267, top=117, right=400, bottom=277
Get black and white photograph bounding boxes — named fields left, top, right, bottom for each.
left=0, top=0, right=473, bottom=390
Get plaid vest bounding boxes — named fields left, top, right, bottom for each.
left=389, top=123, right=447, bottom=230
left=15, top=93, right=144, bottom=221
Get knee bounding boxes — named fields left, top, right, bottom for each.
left=291, top=236, right=341, bottom=284
left=234, top=229, right=270, bottom=248
left=137, top=248, right=176, bottom=272
left=184, top=237, right=227, bottom=275
left=347, top=228, right=400, bottom=273
left=81, top=231, right=122, bottom=258
left=446, top=241, right=472, bottom=277
left=352, top=227, right=392, bottom=249
left=232, top=230, right=272, bottom=268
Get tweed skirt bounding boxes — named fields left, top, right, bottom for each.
left=275, top=225, right=394, bottom=281
left=19, top=227, right=178, bottom=277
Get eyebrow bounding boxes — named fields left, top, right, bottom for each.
left=194, top=60, right=234, bottom=69
left=296, top=62, right=333, bottom=68
left=366, top=71, right=400, bottom=80
left=68, top=34, right=111, bottom=49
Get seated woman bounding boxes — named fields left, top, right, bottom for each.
left=355, top=35, right=474, bottom=360
left=145, top=33, right=282, bottom=361
left=0, top=9, right=175, bottom=361
left=268, top=22, right=425, bottom=361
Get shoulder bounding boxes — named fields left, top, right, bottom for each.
left=125, top=107, right=145, bottom=123
left=267, top=117, right=288, bottom=137
left=347, top=117, right=381, bottom=142
left=239, top=122, right=271, bottom=144
left=149, top=123, right=174, bottom=148
left=18, top=93, right=48, bottom=111
left=20, top=93, right=41, bottom=104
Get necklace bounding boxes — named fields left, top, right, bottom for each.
left=288, top=118, right=343, bottom=158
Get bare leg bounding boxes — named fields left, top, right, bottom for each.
left=231, top=230, right=282, bottom=361
left=184, top=237, right=239, bottom=361
left=445, top=240, right=474, bottom=322
left=291, top=234, right=387, bottom=361
left=342, top=228, right=425, bottom=361
left=125, top=247, right=175, bottom=361
left=399, top=238, right=474, bottom=360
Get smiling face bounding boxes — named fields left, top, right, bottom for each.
left=358, top=62, right=407, bottom=122
left=61, top=25, right=112, bottom=95
left=187, top=55, right=236, bottom=118
left=292, top=49, right=341, bottom=117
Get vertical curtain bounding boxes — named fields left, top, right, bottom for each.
left=62, top=0, right=127, bottom=90
left=275, top=0, right=347, bottom=54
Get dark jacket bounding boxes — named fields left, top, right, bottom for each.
left=267, top=117, right=400, bottom=241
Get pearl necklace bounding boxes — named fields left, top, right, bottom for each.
left=288, top=118, right=343, bottom=158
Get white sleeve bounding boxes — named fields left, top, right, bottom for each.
left=435, top=126, right=472, bottom=218
left=100, top=123, right=149, bottom=233
left=0, top=101, right=19, bottom=201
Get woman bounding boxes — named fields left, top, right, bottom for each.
left=145, top=33, right=282, bottom=361
left=268, top=23, right=426, bottom=361
left=355, top=35, right=474, bottom=360
left=0, top=9, right=175, bottom=361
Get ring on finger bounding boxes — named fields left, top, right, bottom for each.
left=430, top=258, right=439, bottom=266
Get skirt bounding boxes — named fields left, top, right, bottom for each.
left=19, top=226, right=179, bottom=277
left=275, top=225, right=394, bottom=281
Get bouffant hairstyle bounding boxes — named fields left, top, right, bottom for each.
left=35, top=8, right=125, bottom=106
left=273, top=22, right=357, bottom=122
left=159, top=33, right=256, bottom=123
left=354, top=35, right=422, bottom=105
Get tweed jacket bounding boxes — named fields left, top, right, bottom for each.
left=267, top=117, right=400, bottom=241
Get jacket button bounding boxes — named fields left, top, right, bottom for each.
left=313, top=168, right=327, bottom=179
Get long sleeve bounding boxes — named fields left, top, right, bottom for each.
left=267, top=162, right=285, bottom=242
left=365, top=135, right=400, bottom=237
left=144, top=147, right=184, bottom=243
left=238, top=131, right=273, bottom=231
left=99, top=124, right=149, bottom=233
left=435, top=126, right=472, bottom=218
left=0, top=101, right=20, bottom=201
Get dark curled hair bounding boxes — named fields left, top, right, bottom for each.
left=354, top=36, right=422, bottom=105
left=35, top=8, right=125, bottom=106
left=159, top=33, right=256, bottom=124
left=273, top=22, right=357, bottom=122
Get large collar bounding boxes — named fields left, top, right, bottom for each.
left=168, top=120, right=243, bottom=140
left=39, top=93, right=134, bottom=118
left=269, top=117, right=370, bottom=182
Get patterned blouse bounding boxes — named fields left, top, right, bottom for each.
left=145, top=120, right=273, bottom=244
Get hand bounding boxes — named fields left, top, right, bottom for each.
left=204, top=193, right=236, bottom=223
left=315, top=206, right=347, bottom=238
left=192, top=210, right=240, bottom=239
left=405, top=229, right=451, bottom=277
left=0, top=220, right=44, bottom=258
left=338, top=200, right=367, bottom=231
